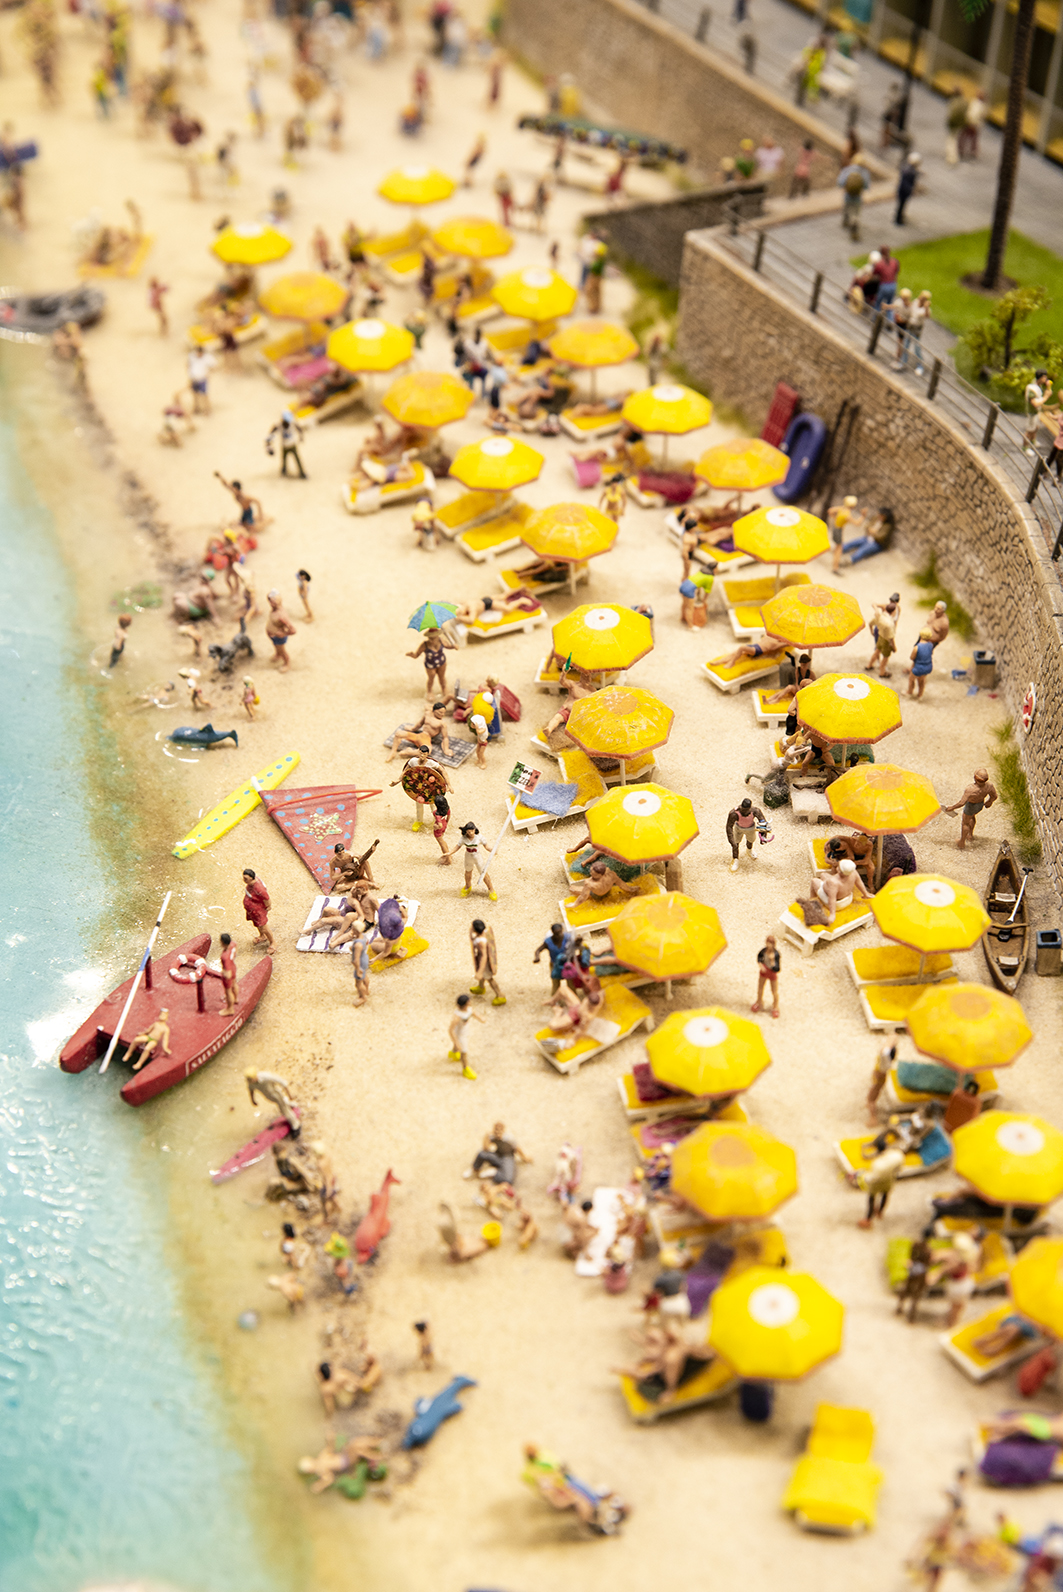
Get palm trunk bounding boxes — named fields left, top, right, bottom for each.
left=982, top=0, right=1036, bottom=290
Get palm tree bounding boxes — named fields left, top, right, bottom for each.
left=961, top=0, right=1037, bottom=290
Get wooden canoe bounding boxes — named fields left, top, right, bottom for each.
left=981, top=840, right=1028, bottom=995
left=59, top=934, right=272, bottom=1106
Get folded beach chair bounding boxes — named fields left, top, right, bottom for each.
left=779, top=898, right=874, bottom=957
left=858, top=976, right=959, bottom=1031
left=940, top=1303, right=1049, bottom=1383
left=535, top=983, right=652, bottom=1075
left=834, top=1124, right=951, bottom=1180
left=703, top=654, right=782, bottom=695
left=782, top=1406, right=882, bottom=1535
left=560, top=870, right=663, bottom=933
left=457, top=501, right=533, bottom=563
left=435, top=490, right=505, bottom=538
left=342, top=462, right=435, bottom=515
left=843, top=944, right=955, bottom=988
left=618, top=1354, right=737, bottom=1425
left=559, top=406, right=625, bottom=442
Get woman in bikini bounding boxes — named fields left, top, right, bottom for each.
left=407, top=627, right=456, bottom=697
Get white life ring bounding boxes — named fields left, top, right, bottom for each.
left=169, top=954, right=207, bottom=983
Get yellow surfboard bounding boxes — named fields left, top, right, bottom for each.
left=172, top=752, right=300, bottom=860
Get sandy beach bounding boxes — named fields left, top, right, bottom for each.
left=4, top=4, right=1063, bottom=1589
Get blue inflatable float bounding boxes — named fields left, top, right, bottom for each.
left=772, top=412, right=827, bottom=504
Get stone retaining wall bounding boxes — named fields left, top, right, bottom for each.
left=677, top=228, right=1063, bottom=907
left=502, top=0, right=869, bottom=186
left=583, top=183, right=766, bottom=285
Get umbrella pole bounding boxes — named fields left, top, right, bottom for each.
left=917, top=951, right=926, bottom=982
left=619, top=759, right=627, bottom=785
left=666, top=978, right=673, bottom=1000
left=661, top=435, right=669, bottom=469
left=589, top=367, right=598, bottom=402
left=569, top=563, right=577, bottom=597
left=874, top=833, right=883, bottom=892
left=774, top=561, right=782, bottom=595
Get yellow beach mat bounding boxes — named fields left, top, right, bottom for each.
left=457, top=502, right=533, bottom=560
left=343, top=461, right=433, bottom=515
left=436, top=490, right=504, bottom=535
left=172, top=752, right=299, bottom=859
left=722, top=572, right=812, bottom=606
left=844, top=944, right=954, bottom=987
left=835, top=1131, right=950, bottom=1180
left=561, top=869, right=662, bottom=929
left=859, top=977, right=959, bottom=1029
left=754, top=689, right=792, bottom=722
left=788, top=898, right=873, bottom=936
left=536, top=983, right=651, bottom=1073
left=78, top=234, right=154, bottom=279
left=534, top=654, right=565, bottom=688
left=703, top=655, right=780, bottom=691
left=362, top=221, right=428, bottom=262
left=940, top=1302, right=1049, bottom=1383
left=555, top=749, right=609, bottom=806
left=731, top=604, right=766, bottom=634
left=783, top=1456, right=882, bottom=1534
left=618, top=1355, right=737, bottom=1424
left=559, top=407, right=624, bottom=440
left=465, top=602, right=546, bottom=638
left=370, top=925, right=429, bottom=972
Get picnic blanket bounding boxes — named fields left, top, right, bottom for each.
left=383, top=726, right=478, bottom=769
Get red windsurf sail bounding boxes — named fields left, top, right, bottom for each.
left=261, top=785, right=381, bottom=888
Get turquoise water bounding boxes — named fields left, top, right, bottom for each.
left=0, top=415, right=281, bottom=1592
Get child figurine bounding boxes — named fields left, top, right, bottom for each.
left=413, top=1319, right=434, bottom=1370
left=447, top=822, right=498, bottom=900
left=241, top=676, right=259, bottom=720
left=296, top=568, right=313, bottom=621
left=411, top=499, right=442, bottom=551
left=469, top=919, right=505, bottom=1004
left=448, top=993, right=483, bottom=1080
left=217, top=931, right=239, bottom=1014
left=178, top=667, right=212, bottom=710
left=751, top=934, right=780, bottom=1018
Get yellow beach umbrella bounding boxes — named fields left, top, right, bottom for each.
left=709, top=1267, right=844, bottom=1381
left=609, top=892, right=726, bottom=987
left=586, top=783, right=698, bottom=865
left=378, top=165, right=456, bottom=208
left=565, top=686, right=673, bottom=779
left=212, top=223, right=292, bottom=266
left=327, top=317, right=414, bottom=374
left=431, top=215, right=513, bottom=260
left=382, top=369, right=473, bottom=430
left=521, top=503, right=618, bottom=594
left=549, top=319, right=639, bottom=368
left=259, top=271, right=348, bottom=321
left=733, top=505, right=830, bottom=590
left=953, top=1112, right=1063, bottom=1207
left=762, top=585, right=864, bottom=649
left=796, top=673, right=902, bottom=745
left=907, top=982, right=1032, bottom=1073
left=873, top=875, right=990, bottom=956
left=449, top=435, right=544, bottom=493
left=672, top=1124, right=797, bottom=1222
left=1008, top=1238, right=1063, bottom=1336
left=622, top=384, right=712, bottom=464
left=646, top=1007, right=770, bottom=1099
left=552, top=603, right=653, bottom=675
left=696, top=438, right=789, bottom=493
left=492, top=267, right=578, bottom=323
left=827, top=764, right=940, bottom=834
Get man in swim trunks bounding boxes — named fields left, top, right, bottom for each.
left=713, top=636, right=791, bottom=672
left=125, top=1010, right=171, bottom=1072
left=810, top=857, right=870, bottom=925
left=214, top=471, right=264, bottom=531
left=328, top=840, right=379, bottom=892
left=242, top=868, right=274, bottom=950
left=245, top=1068, right=300, bottom=1133
left=533, top=923, right=572, bottom=993
left=943, top=768, right=998, bottom=851
left=385, top=702, right=452, bottom=762
left=265, top=588, right=297, bottom=673
left=569, top=860, right=639, bottom=909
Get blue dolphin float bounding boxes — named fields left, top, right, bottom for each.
left=168, top=724, right=239, bottom=749
left=402, top=1375, right=476, bottom=1449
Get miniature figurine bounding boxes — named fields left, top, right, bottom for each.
left=726, top=796, right=766, bottom=873
left=562, top=1200, right=598, bottom=1260
left=385, top=702, right=452, bottom=763
left=241, top=868, right=274, bottom=950
left=147, top=276, right=170, bottom=335
left=265, top=410, right=307, bottom=478
left=867, top=600, right=897, bottom=677
left=448, top=992, right=484, bottom=1080
left=392, top=747, right=453, bottom=831
left=515, top=1199, right=539, bottom=1249
left=296, top=568, right=313, bottom=621
left=351, top=926, right=372, bottom=1008
left=437, top=1202, right=490, bottom=1262
left=432, top=794, right=451, bottom=861
left=177, top=667, right=211, bottom=711
left=613, top=1316, right=715, bottom=1402
left=413, top=1319, right=434, bottom=1370
left=927, top=599, right=950, bottom=647
left=317, top=1360, right=366, bottom=1416
left=941, top=1233, right=979, bottom=1328
left=446, top=821, right=498, bottom=900
left=463, top=1121, right=530, bottom=1185
left=240, top=676, right=259, bottom=721
left=568, top=859, right=639, bottom=907
left=245, top=1069, right=300, bottom=1134
left=846, top=1131, right=905, bottom=1227
left=412, top=499, right=443, bottom=551
left=369, top=896, right=407, bottom=963
left=712, top=636, right=791, bottom=672
left=808, top=857, right=869, bottom=925
left=323, top=1231, right=358, bottom=1295
left=547, top=1142, right=582, bottom=1205
left=469, top=920, right=505, bottom=1004
left=827, top=494, right=860, bottom=576
left=280, top=1221, right=311, bottom=1271
left=521, top=1445, right=629, bottom=1536
left=895, top=1235, right=933, bottom=1322
left=402, top=1375, right=477, bottom=1448
left=216, top=930, right=238, bottom=1013
left=751, top=933, right=780, bottom=1017
left=943, top=769, right=998, bottom=850
left=266, top=1273, right=305, bottom=1312
left=354, top=1169, right=400, bottom=1263
left=906, top=627, right=935, bottom=699
left=867, top=1040, right=897, bottom=1123
left=679, top=577, right=711, bottom=629
left=124, top=1010, right=171, bottom=1072
left=297, top=1436, right=386, bottom=1495
left=265, top=589, right=297, bottom=673
left=109, top=613, right=132, bottom=669
left=598, top=472, right=626, bottom=526
left=213, top=472, right=265, bottom=534
left=534, top=924, right=573, bottom=993
left=187, top=348, right=216, bottom=416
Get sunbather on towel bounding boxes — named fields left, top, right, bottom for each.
left=567, top=396, right=625, bottom=419
left=712, top=636, right=791, bottom=671
left=985, top=1411, right=1063, bottom=1444
left=456, top=590, right=539, bottom=625
left=972, top=1314, right=1041, bottom=1360
left=353, top=453, right=418, bottom=489
left=569, top=861, right=640, bottom=909
left=384, top=702, right=452, bottom=761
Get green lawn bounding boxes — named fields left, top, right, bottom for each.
left=854, top=230, right=1063, bottom=344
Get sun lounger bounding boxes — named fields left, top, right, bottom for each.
left=456, top=501, right=533, bottom=563
left=536, top=983, right=652, bottom=1075
left=886, top=1231, right=1013, bottom=1297
left=843, top=945, right=955, bottom=988
left=461, top=598, right=546, bottom=641
left=753, top=689, right=793, bottom=724
left=834, top=1124, right=951, bottom=1180
left=618, top=1354, right=737, bottom=1424
left=560, top=870, right=663, bottom=933
left=858, top=976, right=959, bottom=1031
left=626, top=473, right=704, bottom=509
left=433, top=261, right=493, bottom=308
left=370, top=923, right=429, bottom=972
left=779, top=898, right=873, bottom=957
left=362, top=220, right=428, bottom=264
left=559, top=407, right=624, bottom=442
left=885, top=1063, right=998, bottom=1111
left=499, top=563, right=589, bottom=597
left=79, top=234, right=154, bottom=279
left=505, top=762, right=599, bottom=833
left=940, top=1303, right=1049, bottom=1383
left=436, top=490, right=505, bottom=538
left=703, top=655, right=782, bottom=695
left=728, top=603, right=767, bottom=641
left=456, top=292, right=501, bottom=326
left=291, top=379, right=364, bottom=427
left=528, top=726, right=559, bottom=761
left=648, top=1202, right=720, bottom=1253
left=258, top=321, right=331, bottom=387
left=343, top=462, right=434, bottom=515
left=663, top=510, right=755, bottom=572
left=534, top=655, right=623, bottom=691
left=790, top=789, right=834, bottom=824
left=485, top=321, right=557, bottom=358
left=297, top=895, right=420, bottom=953
left=186, top=311, right=266, bottom=353
left=782, top=1406, right=882, bottom=1535
left=617, top=1069, right=717, bottom=1123
left=722, top=572, right=812, bottom=606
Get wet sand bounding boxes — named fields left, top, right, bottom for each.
left=4, top=5, right=1063, bottom=1590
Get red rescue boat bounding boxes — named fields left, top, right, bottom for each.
left=60, top=934, right=272, bottom=1106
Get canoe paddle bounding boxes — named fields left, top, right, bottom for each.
left=99, top=891, right=172, bottom=1074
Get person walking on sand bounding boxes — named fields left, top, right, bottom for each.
left=943, top=769, right=998, bottom=850
left=837, top=155, right=869, bottom=241
left=265, top=589, right=297, bottom=672
left=148, top=276, right=170, bottom=335
left=265, top=410, right=307, bottom=478
left=448, top=993, right=484, bottom=1080
left=245, top=1069, right=300, bottom=1133
left=751, top=934, right=781, bottom=1017
left=494, top=170, right=514, bottom=226
left=187, top=347, right=216, bottom=415
left=241, top=869, right=274, bottom=950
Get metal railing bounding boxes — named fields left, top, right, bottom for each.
left=714, top=220, right=1063, bottom=560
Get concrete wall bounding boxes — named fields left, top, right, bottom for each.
left=583, top=183, right=765, bottom=285
left=677, top=228, right=1063, bottom=906
left=502, top=0, right=868, bottom=186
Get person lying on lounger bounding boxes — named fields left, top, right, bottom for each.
left=712, top=636, right=792, bottom=671
left=351, top=453, right=419, bottom=490
left=568, top=861, right=640, bottom=908
left=455, top=589, right=540, bottom=625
